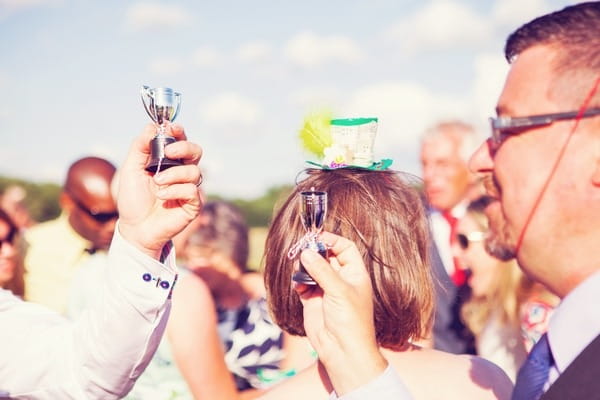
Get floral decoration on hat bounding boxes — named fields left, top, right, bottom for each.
left=299, top=111, right=393, bottom=171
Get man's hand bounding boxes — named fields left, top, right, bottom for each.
left=295, top=231, right=388, bottom=396
left=117, top=123, right=203, bottom=259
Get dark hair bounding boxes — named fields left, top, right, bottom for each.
left=187, top=201, right=249, bottom=271
left=0, top=208, right=25, bottom=297
left=264, top=168, right=434, bottom=347
left=505, top=2, right=600, bottom=105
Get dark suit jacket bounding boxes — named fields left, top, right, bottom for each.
left=429, top=236, right=476, bottom=355
left=541, top=333, right=600, bottom=400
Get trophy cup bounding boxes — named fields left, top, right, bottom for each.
left=141, top=86, right=182, bottom=173
left=291, top=189, right=328, bottom=285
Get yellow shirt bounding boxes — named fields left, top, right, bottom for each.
left=24, top=213, right=91, bottom=314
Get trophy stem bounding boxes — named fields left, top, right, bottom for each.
left=146, top=130, right=181, bottom=173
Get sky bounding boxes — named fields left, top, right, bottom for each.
left=0, top=0, right=578, bottom=199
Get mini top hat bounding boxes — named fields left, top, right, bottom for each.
left=299, top=111, right=393, bottom=170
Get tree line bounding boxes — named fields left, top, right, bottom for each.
left=0, top=175, right=292, bottom=228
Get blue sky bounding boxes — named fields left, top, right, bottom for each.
left=0, top=0, right=576, bottom=198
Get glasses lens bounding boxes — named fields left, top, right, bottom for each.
left=457, top=233, right=469, bottom=250
left=0, top=228, right=16, bottom=247
left=92, top=211, right=119, bottom=223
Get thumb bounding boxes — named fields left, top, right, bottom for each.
left=300, top=249, right=343, bottom=294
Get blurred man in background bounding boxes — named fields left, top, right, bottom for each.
left=25, top=156, right=118, bottom=314
left=420, top=120, right=479, bottom=354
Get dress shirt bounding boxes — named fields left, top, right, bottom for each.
left=429, top=204, right=466, bottom=277
left=545, top=270, right=600, bottom=390
left=328, top=365, right=413, bottom=400
left=24, top=213, right=92, bottom=314
left=0, top=223, right=177, bottom=399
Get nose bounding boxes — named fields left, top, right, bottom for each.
left=0, top=240, right=16, bottom=257
left=468, top=138, right=495, bottom=175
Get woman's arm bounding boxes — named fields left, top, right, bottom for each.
left=167, top=272, right=240, bottom=400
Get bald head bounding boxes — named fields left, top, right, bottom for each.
left=63, top=157, right=118, bottom=251
left=65, top=157, right=116, bottom=199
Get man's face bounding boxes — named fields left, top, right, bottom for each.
left=420, top=133, right=471, bottom=211
left=469, top=45, right=598, bottom=292
left=65, top=178, right=118, bottom=251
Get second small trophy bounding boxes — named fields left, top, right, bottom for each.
left=141, top=85, right=182, bottom=173
left=292, top=189, right=328, bottom=285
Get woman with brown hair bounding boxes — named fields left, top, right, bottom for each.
left=258, top=168, right=513, bottom=399
left=0, top=208, right=25, bottom=298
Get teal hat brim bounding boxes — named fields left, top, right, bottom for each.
left=306, top=158, right=393, bottom=171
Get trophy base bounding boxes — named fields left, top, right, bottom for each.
left=292, top=270, right=318, bottom=285
left=146, top=135, right=183, bottom=173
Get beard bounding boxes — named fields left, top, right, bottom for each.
left=482, top=175, right=517, bottom=261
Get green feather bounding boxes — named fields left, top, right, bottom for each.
left=298, top=110, right=333, bottom=158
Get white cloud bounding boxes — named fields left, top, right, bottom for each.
left=199, top=92, right=263, bottom=126
left=0, top=0, right=61, bottom=19
left=471, top=52, right=510, bottom=127
left=148, top=58, right=185, bottom=75
left=491, top=0, right=552, bottom=27
left=384, top=0, right=492, bottom=53
left=236, top=41, right=273, bottom=63
left=125, top=2, right=191, bottom=32
left=341, top=81, right=471, bottom=152
left=288, top=86, right=342, bottom=110
left=193, top=46, right=221, bottom=68
left=284, top=31, right=363, bottom=68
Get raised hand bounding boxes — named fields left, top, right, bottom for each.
left=118, top=123, right=203, bottom=259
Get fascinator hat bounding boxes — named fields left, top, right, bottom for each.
left=299, top=111, right=393, bottom=171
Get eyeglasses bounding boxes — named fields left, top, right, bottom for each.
left=69, top=193, right=118, bottom=223
left=0, top=228, right=16, bottom=248
left=456, top=231, right=485, bottom=250
left=489, top=108, right=600, bottom=151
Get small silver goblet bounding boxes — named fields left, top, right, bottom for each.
left=141, top=86, right=182, bottom=173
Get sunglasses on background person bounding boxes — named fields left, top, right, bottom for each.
left=0, top=229, right=16, bottom=248
left=456, top=231, right=485, bottom=250
left=68, top=193, right=118, bottom=224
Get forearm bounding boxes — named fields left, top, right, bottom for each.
left=0, top=225, right=176, bottom=398
left=68, top=225, right=177, bottom=397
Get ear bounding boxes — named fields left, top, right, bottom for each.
left=59, top=191, right=75, bottom=212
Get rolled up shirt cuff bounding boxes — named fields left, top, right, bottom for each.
left=109, top=222, right=178, bottom=306
left=328, top=365, right=413, bottom=400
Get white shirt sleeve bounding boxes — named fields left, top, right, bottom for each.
left=0, top=223, right=177, bottom=399
left=328, top=365, right=414, bottom=400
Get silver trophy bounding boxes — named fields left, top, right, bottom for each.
left=292, top=190, right=328, bottom=285
left=141, top=86, right=182, bottom=173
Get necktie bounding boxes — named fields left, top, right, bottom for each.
left=441, top=211, right=466, bottom=286
left=512, top=333, right=554, bottom=400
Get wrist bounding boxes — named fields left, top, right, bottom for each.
left=117, top=221, right=163, bottom=260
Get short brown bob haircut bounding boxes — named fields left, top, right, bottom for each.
left=264, top=168, right=434, bottom=347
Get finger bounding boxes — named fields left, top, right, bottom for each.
left=319, top=231, right=363, bottom=269
left=154, top=164, right=202, bottom=186
left=164, top=140, right=203, bottom=166
left=124, top=124, right=159, bottom=170
left=167, top=123, right=187, bottom=141
left=299, top=249, right=345, bottom=294
left=155, top=183, right=202, bottom=206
